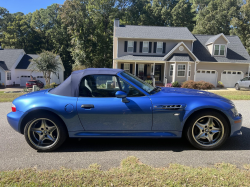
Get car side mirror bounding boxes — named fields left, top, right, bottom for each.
left=115, top=91, right=129, bottom=103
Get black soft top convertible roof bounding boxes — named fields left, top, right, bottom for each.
left=49, top=68, right=123, bottom=97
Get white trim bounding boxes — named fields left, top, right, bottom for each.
left=198, top=61, right=250, bottom=64
left=117, top=37, right=196, bottom=41
left=194, top=62, right=197, bottom=81
left=191, top=41, right=194, bottom=52
left=187, top=62, right=190, bottom=81
left=163, top=62, right=166, bottom=83
left=134, top=62, right=137, bottom=75
left=177, top=64, right=186, bottom=77
left=163, top=42, right=200, bottom=62
left=173, top=62, right=176, bottom=82
left=169, top=64, right=174, bottom=77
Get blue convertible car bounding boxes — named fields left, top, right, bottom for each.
left=7, top=68, right=242, bottom=151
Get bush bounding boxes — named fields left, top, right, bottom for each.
left=172, top=81, right=179, bottom=87
left=44, top=82, right=58, bottom=89
left=182, top=80, right=215, bottom=90
left=145, top=80, right=153, bottom=85
left=217, top=81, right=224, bottom=88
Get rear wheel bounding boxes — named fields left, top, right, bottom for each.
left=186, top=111, right=229, bottom=150
left=235, top=83, right=240, bottom=90
left=24, top=114, right=67, bottom=151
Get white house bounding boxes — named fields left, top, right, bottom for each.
left=0, top=49, right=65, bottom=87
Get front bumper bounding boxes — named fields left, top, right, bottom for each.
left=230, top=113, right=243, bottom=137
left=7, top=111, right=24, bottom=133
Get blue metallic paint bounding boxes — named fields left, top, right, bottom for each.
left=7, top=72, right=242, bottom=139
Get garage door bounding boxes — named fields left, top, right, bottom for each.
left=20, top=76, right=31, bottom=86
left=221, top=70, right=243, bottom=87
left=196, top=70, right=217, bottom=86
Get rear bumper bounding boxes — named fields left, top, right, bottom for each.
left=230, top=113, right=243, bottom=137
left=7, top=111, right=24, bottom=133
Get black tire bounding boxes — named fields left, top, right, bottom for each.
left=235, top=83, right=240, bottom=90
left=24, top=113, right=68, bottom=152
left=185, top=110, right=230, bottom=150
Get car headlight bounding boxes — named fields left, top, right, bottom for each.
left=231, top=107, right=239, bottom=117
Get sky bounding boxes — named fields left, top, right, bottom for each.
left=1, top=0, right=66, bottom=14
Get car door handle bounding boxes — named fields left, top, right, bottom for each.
left=81, top=104, right=94, bottom=109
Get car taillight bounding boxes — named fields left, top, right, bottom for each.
left=12, top=103, right=16, bottom=112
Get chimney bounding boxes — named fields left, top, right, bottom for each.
left=114, top=18, right=119, bottom=28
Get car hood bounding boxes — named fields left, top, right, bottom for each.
left=155, top=87, right=228, bottom=100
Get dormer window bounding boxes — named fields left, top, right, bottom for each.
left=143, top=41, right=149, bottom=53
left=214, top=44, right=225, bottom=56
left=156, top=42, right=163, bottom=53
left=127, top=41, right=134, bottom=53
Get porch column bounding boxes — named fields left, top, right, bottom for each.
left=134, top=62, right=137, bottom=76
left=186, top=62, right=190, bottom=81
left=248, top=64, right=250, bottom=76
left=153, top=63, right=155, bottom=87
left=172, top=62, right=176, bottom=83
left=164, top=62, right=167, bottom=87
left=116, top=61, right=118, bottom=69
left=194, top=61, right=197, bottom=81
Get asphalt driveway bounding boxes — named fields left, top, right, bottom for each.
left=1, top=101, right=250, bottom=171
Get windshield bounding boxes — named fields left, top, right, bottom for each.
left=120, top=71, right=155, bottom=93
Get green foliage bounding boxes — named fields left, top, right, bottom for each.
left=217, top=81, right=225, bottom=88
left=172, top=81, right=179, bottom=87
left=30, top=51, right=61, bottom=85
left=145, top=80, right=153, bottom=85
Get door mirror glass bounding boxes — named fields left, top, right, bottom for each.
left=115, top=91, right=127, bottom=98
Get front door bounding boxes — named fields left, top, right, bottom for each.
left=155, top=65, right=162, bottom=82
left=77, top=74, right=153, bottom=131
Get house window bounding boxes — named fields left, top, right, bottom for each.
left=143, top=41, right=149, bottom=53
left=214, top=44, right=225, bottom=56
left=177, top=64, right=186, bottom=77
left=124, top=63, right=130, bottom=72
left=188, top=65, right=191, bottom=77
left=169, top=64, right=174, bottom=76
left=156, top=42, right=163, bottom=53
left=127, top=41, right=134, bottom=53
left=7, top=72, right=11, bottom=80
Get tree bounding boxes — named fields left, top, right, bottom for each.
left=193, top=0, right=241, bottom=35
left=30, top=51, right=61, bottom=85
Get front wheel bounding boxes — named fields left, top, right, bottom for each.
left=186, top=111, right=229, bottom=150
left=24, top=114, right=67, bottom=151
left=235, top=83, right=240, bottom=90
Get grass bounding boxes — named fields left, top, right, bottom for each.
left=0, top=156, right=250, bottom=186
left=209, top=90, right=250, bottom=100
left=0, top=91, right=24, bottom=102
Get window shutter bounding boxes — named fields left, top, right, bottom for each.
left=124, top=41, right=128, bottom=52
left=163, top=42, right=166, bottom=53
left=136, top=64, right=138, bottom=76
left=130, top=64, right=133, bottom=74
left=153, top=42, right=157, bottom=53
left=149, top=42, right=152, bottom=53
left=121, top=63, right=124, bottom=69
left=139, top=42, right=143, bottom=53
left=144, top=64, right=147, bottom=76
left=134, top=42, right=137, bottom=53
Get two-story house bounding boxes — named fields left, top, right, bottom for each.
left=112, top=19, right=250, bottom=87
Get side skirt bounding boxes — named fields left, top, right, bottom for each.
left=68, top=131, right=182, bottom=138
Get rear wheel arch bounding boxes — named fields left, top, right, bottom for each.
left=20, top=109, right=68, bottom=135
left=182, top=108, right=231, bottom=138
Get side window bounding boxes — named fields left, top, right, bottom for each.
left=79, top=75, right=120, bottom=97
left=119, top=78, right=144, bottom=97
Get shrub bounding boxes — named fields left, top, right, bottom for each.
left=182, top=80, right=215, bottom=90
left=217, top=81, right=224, bottom=88
left=44, top=82, right=57, bottom=89
left=172, top=81, right=179, bottom=87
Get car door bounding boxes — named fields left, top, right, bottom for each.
left=239, top=77, right=248, bottom=87
left=245, top=77, right=250, bottom=88
left=77, top=74, right=153, bottom=131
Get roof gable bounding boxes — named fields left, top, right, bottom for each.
left=205, top=33, right=230, bottom=45
left=15, top=54, right=39, bottom=69
left=0, top=49, right=24, bottom=70
left=115, top=25, right=196, bottom=41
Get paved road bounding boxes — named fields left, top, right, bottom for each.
left=1, top=101, right=250, bottom=171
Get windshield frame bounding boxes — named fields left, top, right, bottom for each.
left=118, top=71, right=156, bottom=94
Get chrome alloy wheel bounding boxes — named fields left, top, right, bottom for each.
left=192, top=116, right=224, bottom=147
left=27, top=118, right=59, bottom=149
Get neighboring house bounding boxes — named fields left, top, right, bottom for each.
left=112, top=19, right=250, bottom=87
left=0, top=49, right=65, bottom=87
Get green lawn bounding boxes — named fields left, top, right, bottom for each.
left=209, top=90, right=250, bottom=100
left=1, top=156, right=250, bottom=186
left=0, top=91, right=24, bottom=102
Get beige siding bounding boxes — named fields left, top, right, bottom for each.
left=196, top=63, right=249, bottom=82
left=214, top=35, right=228, bottom=44
left=117, top=38, right=192, bottom=57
